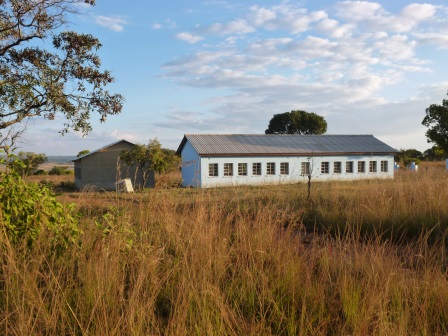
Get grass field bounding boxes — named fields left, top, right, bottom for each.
left=2, top=161, right=448, bottom=335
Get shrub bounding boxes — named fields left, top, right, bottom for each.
left=48, top=165, right=72, bottom=175
left=0, top=170, right=81, bottom=253
left=403, top=157, right=421, bottom=166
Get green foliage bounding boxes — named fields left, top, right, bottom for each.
left=422, top=92, right=448, bottom=153
left=265, top=110, right=327, bottom=135
left=7, top=151, right=47, bottom=177
left=424, top=145, right=446, bottom=161
left=395, top=148, right=424, bottom=163
left=0, top=169, right=80, bottom=253
left=120, top=138, right=180, bottom=187
left=0, top=0, right=123, bottom=135
left=77, top=149, right=90, bottom=158
left=48, top=165, right=73, bottom=175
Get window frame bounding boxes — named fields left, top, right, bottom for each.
left=238, top=163, right=248, bottom=176
left=381, top=160, right=388, bottom=172
left=223, top=163, right=233, bottom=176
left=280, top=162, right=289, bottom=175
left=358, top=161, right=366, bottom=173
left=266, top=162, right=275, bottom=175
left=301, top=162, right=310, bottom=175
left=321, top=162, right=329, bottom=174
left=369, top=161, right=377, bottom=173
left=334, top=161, right=342, bottom=174
left=346, top=161, right=354, bottom=173
left=208, top=163, right=218, bottom=177
left=252, top=162, right=261, bottom=176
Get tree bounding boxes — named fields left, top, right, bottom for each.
left=423, top=145, right=446, bottom=161
left=77, top=149, right=90, bottom=158
left=422, top=92, right=448, bottom=153
left=120, top=139, right=180, bottom=188
left=0, top=0, right=124, bottom=137
left=265, top=110, right=327, bottom=135
left=394, top=148, right=424, bottom=163
left=8, top=151, right=47, bottom=177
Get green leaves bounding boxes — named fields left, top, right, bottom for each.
left=265, top=110, right=328, bottom=135
left=422, top=94, right=448, bottom=154
left=0, top=0, right=123, bottom=134
left=0, top=170, right=81, bottom=254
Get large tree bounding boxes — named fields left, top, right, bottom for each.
left=265, top=110, right=327, bottom=135
left=0, top=0, right=123, bottom=137
left=422, top=92, right=448, bottom=153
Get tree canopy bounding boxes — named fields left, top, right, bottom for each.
left=7, top=151, right=47, bottom=177
left=0, top=0, right=123, bottom=137
left=422, top=93, right=448, bottom=153
left=265, top=110, right=327, bottom=135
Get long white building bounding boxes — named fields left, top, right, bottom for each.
left=176, top=134, right=398, bottom=188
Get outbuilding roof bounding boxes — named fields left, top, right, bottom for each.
left=73, top=139, right=135, bottom=162
left=177, top=134, right=398, bottom=157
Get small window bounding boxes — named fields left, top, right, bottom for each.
left=224, top=163, right=233, bottom=176
left=280, top=162, right=289, bottom=175
left=358, top=161, right=365, bottom=173
left=301, top=162, right=310, bottom=175
left=369, top=161, right=377, bottom=173
left=334, top=161, right=342, bottom=174
left=267, top=162, right=275, bottom=175
left=208, top=163, right=218, bottom=177
left=252, top=162, right=261, bottom=176
left=381, top=160, right=388, bottom=172
left=238, top=163, right=247, bottom=176
left=321, top=162, right=329, bottom=174
left=346, top=161, right=353, bottom=173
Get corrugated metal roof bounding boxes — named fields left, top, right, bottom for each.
left=177, top=134, right=398, bottom=156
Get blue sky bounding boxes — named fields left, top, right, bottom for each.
left=17, top=0, right=448, bottom=155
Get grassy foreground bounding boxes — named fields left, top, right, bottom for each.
left=2, top=163, right=448, bottom=335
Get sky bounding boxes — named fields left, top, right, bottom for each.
left=14, top=0, right=448, bottom=155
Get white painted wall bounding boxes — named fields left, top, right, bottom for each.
left=189, top=154, right=395, bottom=188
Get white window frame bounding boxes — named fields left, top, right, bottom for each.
left=334, top=161, right=342, bottom=174
left=238, top=163, right=247, bottom=176
left=346, top=161, right=354, bottom=173
left=224, top=163, right=233, bottom=176
left=252, top=162, right=261, bottom=176
left=208, top=163, right=218, bottom=177
left=358, top=161, right=366, bottom=173
left=267, top=162, right=275, bottom=175
left=280, top=162, right=289, bottom=175
left=321, top=162, right=329, bottom=174
left=301, top=162, right=310, bottom=175
left=381, top=160, right=388, bottom=172
left=369, top=161, right=377, bottom=173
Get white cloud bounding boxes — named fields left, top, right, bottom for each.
left=94, top=15, right=127, bottom=32
left=151, top=23, right=162, bottom=30
left=176, top=32, right=204, bottom=44
left=199, top=19, right=255, bottom=35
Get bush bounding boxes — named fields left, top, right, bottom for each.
left=0, top=170, right=81, bottom=253
left=48, top=165, right=73, bottom=175
left=403, top=157, right=421, bottom=166
left=33, top=169, right=47, bottom=176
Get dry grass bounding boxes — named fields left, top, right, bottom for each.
left=1, top=162, right=448, bottom=335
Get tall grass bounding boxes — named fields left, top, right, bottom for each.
left=1, top=163, right=448, bottom=335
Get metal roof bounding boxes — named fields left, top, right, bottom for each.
left=177, top=134, right=398, bottom=156
left=73, top=139, right=135, bottom=162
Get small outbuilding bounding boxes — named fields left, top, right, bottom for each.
left=73, top=139, right=155, bottom=190
left=176, top=134, right=398, bottom=188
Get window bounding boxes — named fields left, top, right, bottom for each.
left=301, top=162, right=310, bottom=175
left=280, top=162, right=289, bottom=175
left=369, top=161, right=377, bottom=173
left=208, top=163, right=218, bottom=177
left=358, top=161, right=365, bottom=173
left=238, top=163, right=247, bottom=176
left=224, top=163, right=233, bottom=176
left=334, top=161, right=342, bottom=174
left=252, top=162, right=261, bottom=176
left=267, top=162, right=275, bottom=175
left=346, top=161, right=354, bottom=173
left=321, top=162, right=329, bottom=174
left=381, top=160, right=388, bottom=172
